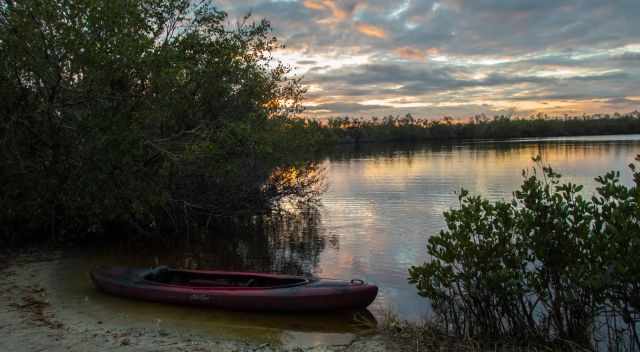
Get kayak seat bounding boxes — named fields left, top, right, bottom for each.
left=146, top=266, right=170, bottom=282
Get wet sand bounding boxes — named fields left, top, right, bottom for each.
left=0, top=250, right=394, bottom=352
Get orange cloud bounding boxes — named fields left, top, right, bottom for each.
left=355, top=22, right=387, bottom=39
left=394, top=47, right=441, bottom=61
left=395, top=47, right=426, bottom=61
left=426, top=47, right=440, bottom=56
left=303, top=0, right=325, bottom=11
left=323, top=1, right=348, bottom=21
left=304, top=0, right=349, bottom=22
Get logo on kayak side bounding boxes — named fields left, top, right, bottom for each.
left=189, top=294, right=210, bottom=302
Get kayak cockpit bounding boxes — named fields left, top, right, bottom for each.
left=144, top=267, right=308, bottom=288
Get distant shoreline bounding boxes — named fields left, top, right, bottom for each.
left=311, top=112, right=640, bottom=145
left=335, top=131, right=640, bottom=146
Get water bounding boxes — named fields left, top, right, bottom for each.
left=54, top=134, right=640, bottom=345
left=320, top=135, right=640, bottom=321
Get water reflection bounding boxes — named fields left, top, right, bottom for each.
left=89, top=210, right=328, bottom=275
left=320, top=135, right=640, bottom=321
left=55, top=211, right=375, bottom=347
left=58, top=134, right=640, bottom=344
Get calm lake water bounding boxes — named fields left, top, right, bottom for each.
left=54, top=134, right=640, bottom=347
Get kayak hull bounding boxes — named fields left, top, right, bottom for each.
left=90, top=267, right=378, bottom=312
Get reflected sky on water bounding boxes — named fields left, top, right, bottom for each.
left=318, top=135, right=640, bottom=321
left=59, top=134, right=640, bottom=344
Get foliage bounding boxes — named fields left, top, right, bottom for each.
left=0, top=0, right=323, bottom=241
left=379, top=310, right=590, bottom=352
left=409, top=156, right=640, bottom=350
left=319, top=112, right=640, bottom=144
left=592, top=162, right=640, bottom=349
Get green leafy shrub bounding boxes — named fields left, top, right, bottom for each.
left=409, top=156, right=640, bottom=350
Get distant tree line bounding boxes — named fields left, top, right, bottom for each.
left=310, top=111, right=640, bottom=144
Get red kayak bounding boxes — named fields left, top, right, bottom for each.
left=90, top=266, right=378, bottom=312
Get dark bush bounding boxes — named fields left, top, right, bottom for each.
left=410, top=156, right=640, bottom=350
left=0, top=0, right=322, bottom=242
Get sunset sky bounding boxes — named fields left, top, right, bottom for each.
left=217, top=0, right=640, bottom=119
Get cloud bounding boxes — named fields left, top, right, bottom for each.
left=303, top=0, right=355, bottom=23
left=216, top=0, right=640, bottom=118
left=297, top=60, right=318, bottom=65
left=355, top=22, right=387, bottom=38
left=426, top=48, right=440, bottom=56
left=394, top=47, right=426, bottom=61
left=303, top=0, right=325, bottom=11
left=305, top=102, right=388, bottom=113
left=604, top=97, right=638, bottom=106
left=614, top=52, right=640, bottom=62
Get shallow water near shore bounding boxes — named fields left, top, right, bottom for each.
left=48, top=255, right=374, bottom=349
left=48, top=134, right=640, bottom=345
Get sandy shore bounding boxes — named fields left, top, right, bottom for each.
left=0, top=250, right=395, bottom=352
